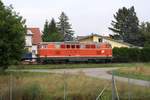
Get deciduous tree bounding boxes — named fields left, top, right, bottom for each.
left=0, top=1, right=26, bottom=70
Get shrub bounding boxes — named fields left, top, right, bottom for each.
left=140, top=47, right=150, bottom=62
left=113, top=47, right=150, bottom=62
left=127, top=48, right=141, bottom=62
left=113, top=47, right=130, bottom=62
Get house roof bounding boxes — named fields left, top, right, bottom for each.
left=77, top=33, right=134, bottom=47
left=77, top=34, right=106, bottom=40
left=28, top=28, right=42, bottom=45
left=76, top=36, right=86, bottom=40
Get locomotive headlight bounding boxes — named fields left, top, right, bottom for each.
left=101, top=50, right=105, bottom=54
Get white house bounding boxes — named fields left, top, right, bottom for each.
left=25, top=30, right=33, bottom=52
left=25, top=28, right=42, bottom=60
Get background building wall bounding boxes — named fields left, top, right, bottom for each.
left=103, top=39, right=130, bottom=48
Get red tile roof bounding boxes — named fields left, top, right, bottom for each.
left=28, top=28, right=42, bottom=45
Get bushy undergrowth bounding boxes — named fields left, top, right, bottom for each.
left=113, top=47, right=150, bottom=62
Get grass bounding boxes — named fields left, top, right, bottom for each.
left=0, top=72, right=150, bottom=100
left=8, top=62, right=150, bottom=69
left=114, top=65, right=150, bottom=81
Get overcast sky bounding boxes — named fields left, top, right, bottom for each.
left=2, top=0, right=150, bottom=36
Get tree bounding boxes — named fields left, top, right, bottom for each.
left=57, top=12, right=74, bottom=41
left=42, top=18, right=63, bottom=42
left=49, top=18, right=58, bottom=34
left=109, top=34, right=122, bottom=40
left=42, top=20, right=50, bottom=42
left=139, top=22, right=150, bottom=47
left=109, top=6, right=140, bottom=46
left=0, top=1, right=26, bottom=70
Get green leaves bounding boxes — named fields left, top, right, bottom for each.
left=57, top=12, right=74, bottom=41
left=42, top=18, right=63, bottom=42
left=113, top=47, right=150, bottom=62
left=42, top=12, right=75, bottom=42
left=139, top=22, right=150, bottom=47
left=0, top=1, right=26, bottom=70
left=109, top=6, right=140, bottom=46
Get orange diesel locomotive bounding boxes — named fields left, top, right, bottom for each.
left=38, top=42, right=112, bottom=63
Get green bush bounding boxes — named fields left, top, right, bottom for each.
left=113, top=47, right=150, bottom=62
left=113, top=47, right=130, bottom=62
left=127, top=48, right=141, bottom=62
left=140, top=47, right=150, bottom=62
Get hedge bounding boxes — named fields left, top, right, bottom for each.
left=113, top=47, right=150, bottom=62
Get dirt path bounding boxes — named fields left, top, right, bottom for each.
left=9, top=68, right=150, bottom=87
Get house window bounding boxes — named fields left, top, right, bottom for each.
left=32, top=50, right=36, bottom=54
left=99, top=38, right=102, bottom=42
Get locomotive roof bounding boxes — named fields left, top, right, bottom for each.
left=39, top=42, right=110, bottom=45
left=40, top=41, right=79, bottom=44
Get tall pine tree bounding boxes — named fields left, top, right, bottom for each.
left=42, top=20, right=49, bottom=42
left=109, top=6, right=140, bottom=46
left=57, top=12, right=74, bottom=41
left=48, top=18, right=63, bottom=42
left=42, top=18, right=63, bottom=42
left=49, top=18, right=58, bottom=34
